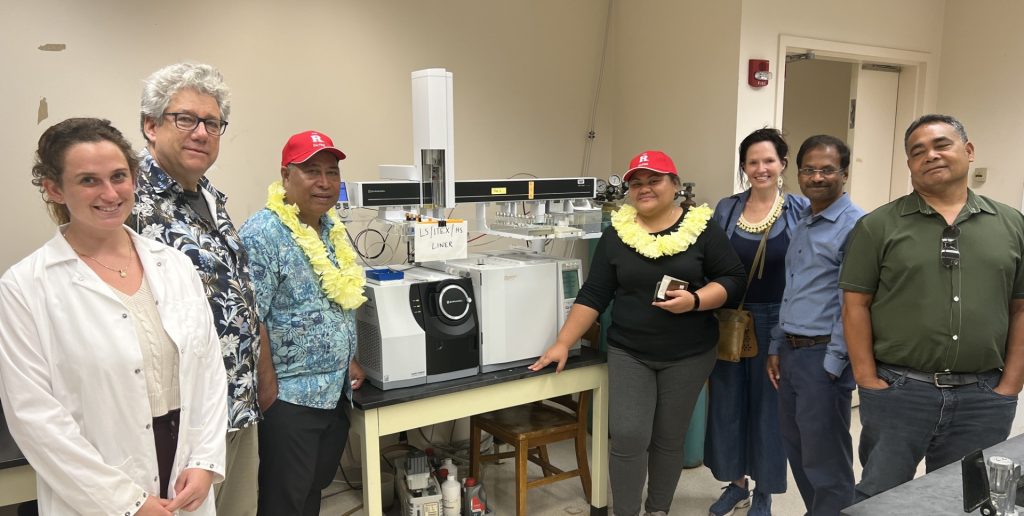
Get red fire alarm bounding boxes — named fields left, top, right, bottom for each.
left=748, top=59, right=770, bottom=87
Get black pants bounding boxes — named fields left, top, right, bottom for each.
left=153, top=409, right=181, bottom=498
left=257, top=396, right=350, bottom=516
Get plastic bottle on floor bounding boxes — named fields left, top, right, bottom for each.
left=442, top=471, right=461, bottom=516
left=462, top=477, right=488, bottom=516
left=440, top=457, right=458, bottom=481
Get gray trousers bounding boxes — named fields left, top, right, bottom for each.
left=608, top=345, right=717, bottom=516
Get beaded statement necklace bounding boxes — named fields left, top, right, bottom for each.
left=611, top=204, right=713, bottom=259
left=736, top=190, right=783, bottom=234
left=265, top=181, right=367, bottom=310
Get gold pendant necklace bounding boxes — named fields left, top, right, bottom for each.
left=65, top=232, right=134, bottom=278
left=737, top=190, right=783, bottom=234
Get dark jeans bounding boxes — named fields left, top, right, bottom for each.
left=607, top=345, right=717, bottom=516
left=855, top=366, right=1017, bottom=501
left=778, top=343, right=854, bottom=516
left=257, top=396, right=350, bottom=516
left=705, top=302, right=788, bottom=493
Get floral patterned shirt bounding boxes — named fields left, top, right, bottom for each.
left=239, top=209, right=357, bottom=410
left=130, top=151, right=261, bottom=429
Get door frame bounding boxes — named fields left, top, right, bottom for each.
left=774, top=35, right=936, bottom=200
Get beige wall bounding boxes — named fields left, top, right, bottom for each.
left=610, top=0, right=742, bottom=206
left=6, top=0, right=1024, bottom=275
left=938, top=0, right=1024, bottom=209
left=736, top=0, right=946, bottom=192
left=0, top=0, right=614, bottom=270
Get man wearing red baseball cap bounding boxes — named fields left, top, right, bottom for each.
left=239, top=130, right=368, bottom=515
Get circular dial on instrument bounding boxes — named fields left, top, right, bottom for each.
left=608, top=174, right=622, bottom=187
left=596, top=179, right=608, bottom=194
left=437, top=284, right=472, bottom=322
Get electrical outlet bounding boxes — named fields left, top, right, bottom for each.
left=974, top=167, right=988, bottom=183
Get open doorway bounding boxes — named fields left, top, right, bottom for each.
left=775, top=36, right=936, bottom=211
left=782, top=58, right=899, bottom=211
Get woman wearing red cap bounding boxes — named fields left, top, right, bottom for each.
left=705, top=128, right=810, bottom=516
left=531, top=150, right=745, bottom=516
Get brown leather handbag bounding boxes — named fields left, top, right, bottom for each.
left=715, top=216, right=774, bottom=362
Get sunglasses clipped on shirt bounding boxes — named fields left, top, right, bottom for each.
left=940, top=224, right=960, bottom=269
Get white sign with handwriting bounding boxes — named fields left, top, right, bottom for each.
left=414, top=221, right=468, bottom=261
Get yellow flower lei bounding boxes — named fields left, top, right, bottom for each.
left=265, top=181, right=367, bottom=310
left=611, top=203, right=713, bottom=259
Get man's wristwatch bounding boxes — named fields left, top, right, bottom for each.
left=690, top=290, right=701, bottom=311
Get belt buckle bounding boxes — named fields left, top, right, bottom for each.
left=933, top=372, right=954, bottom=388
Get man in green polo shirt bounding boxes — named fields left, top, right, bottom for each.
left=840, top=113, right=1024, bottom=501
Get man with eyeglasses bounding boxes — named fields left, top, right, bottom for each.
left=132, top=62, right=262, bottom=516
left=765, top=135, right=864, bottom=515
left=840, top=114, right=1024, bottom=502
left=239, top=131, right=366, bottom=515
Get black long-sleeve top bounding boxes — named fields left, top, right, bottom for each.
left=575, top=211, right=746, bottom=361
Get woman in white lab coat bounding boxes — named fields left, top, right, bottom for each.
left=0, top=118, right=227, bottom=515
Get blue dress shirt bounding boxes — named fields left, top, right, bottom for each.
left=769, top=194, right=865, bottom=376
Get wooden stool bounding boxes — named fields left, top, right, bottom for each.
left=469, top=391, right=592, bottom=516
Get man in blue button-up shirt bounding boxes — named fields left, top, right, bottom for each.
left=766, top=135, right=865, bottom=516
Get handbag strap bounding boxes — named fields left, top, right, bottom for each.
left=736, top=195, right=781, bottom=310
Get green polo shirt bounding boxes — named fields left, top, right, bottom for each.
left=839, top=190, right=1024, bottom=373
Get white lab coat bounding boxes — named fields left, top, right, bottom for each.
left=0, top=227, right=227, bottom=515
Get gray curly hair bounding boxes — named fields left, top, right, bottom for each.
left=140, top=62, right=231, bottom=143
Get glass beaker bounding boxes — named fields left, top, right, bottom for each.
left=987, top=456, right=1018, bottom=516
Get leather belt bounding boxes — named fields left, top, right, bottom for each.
left=784, top=333, right=830, bottom=348
left=878, top=363, right=1000, bottom=388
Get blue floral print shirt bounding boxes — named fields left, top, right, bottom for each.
left=130, top=151, right=261, bottom=429
left=239, top=209, right=357, bottom=410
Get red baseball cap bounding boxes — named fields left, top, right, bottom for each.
left=623, top=150, right=677, bottom=182
left=281, top=130, right=347, bottom=166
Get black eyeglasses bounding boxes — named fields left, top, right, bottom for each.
left=163, top=112, right=228, bottom=136
left=797, top=167, right=845, bottom=177
left=940, top=224, right=960, bottom=268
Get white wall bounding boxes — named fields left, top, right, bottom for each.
left=0, top=0, right=614, bottom=270
left=937, top=0, right=1024, bottom=209
left=610, top=0, right=742, bottom=206
left=736, top=0, right=946, bottom=191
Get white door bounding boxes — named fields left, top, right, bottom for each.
left=847, top=66, right=900, bottom=212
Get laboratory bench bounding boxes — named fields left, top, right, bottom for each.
left=0, top=347, right=609, bottom=515
left=842, top=432, right=1024, bottom=515
left=351, top=346, right=609, bottom=515
left=0, top=405, right=34, bottom=507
